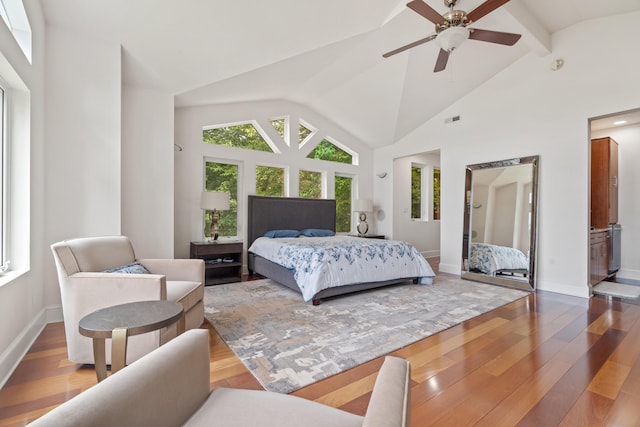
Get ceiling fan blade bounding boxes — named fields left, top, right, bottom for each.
left=407, top=0, right=446, bottom=25
left=467, top=0, right=510, bottom=23
left=434, top=49, right=450, bottom=72
left=468, top=28, right=521, bottom=45
left=382, top=34, right=437, bottom=58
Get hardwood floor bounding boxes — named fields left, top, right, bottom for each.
left=2, top=276, right=640, bottom=425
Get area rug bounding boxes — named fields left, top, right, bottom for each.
left=593, top=281, right=640, bottom=299
left=204, top=276, right=528, bottom=394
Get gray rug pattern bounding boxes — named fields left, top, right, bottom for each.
left=204, top=276, right=528, bottom=394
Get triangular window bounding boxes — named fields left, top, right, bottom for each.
left=307, top=139, right=353, bottom=165
left=298, top=121, right=316, bottom=146
left=270, top=117, right=288, bottom=144
left=203, top=122, right=275, bottom=153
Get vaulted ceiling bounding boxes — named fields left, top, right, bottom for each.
left=41, top=0, right=640, bottom=148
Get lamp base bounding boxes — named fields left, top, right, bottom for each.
left=357, top=212, right=369, bottom=235
left=211, top=209, right=221, bottom=241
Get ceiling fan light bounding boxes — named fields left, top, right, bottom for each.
left=436, top=26, right=470, bottom=52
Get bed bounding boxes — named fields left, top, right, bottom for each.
left=468, top=242, right=529, bottom=277
left=247, top=195, right=435, bottom=304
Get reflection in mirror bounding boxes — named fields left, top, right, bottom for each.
left=462, top=156, right=539, bottom=291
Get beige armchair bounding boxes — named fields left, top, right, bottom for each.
left=29, top=329, right=411, bottom=427
left=51, top=235, right=204, bottom=365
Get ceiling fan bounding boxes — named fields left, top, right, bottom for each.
left=383, top=0, right=521, bottom=72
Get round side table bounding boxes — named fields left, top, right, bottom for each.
left=79, top=300, right=184, bottom=382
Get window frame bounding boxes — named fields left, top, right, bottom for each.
left=0, top=78, right=7, bottom=267
left=203, top=157, right=243, bottom=240
left=298, top=168, right=325, bottom=199
left=255, top=163, right=288, bottom=198
left=202, top=120, right=280, bottom=154
left=411, top=163, right=440, bottom=222
left=334, top=173, right=354, bottom=234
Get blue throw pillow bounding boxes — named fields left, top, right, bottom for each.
left=263, top=229, right=300, bottom=238
left=104, top=262, right=151, bottom=274
left=300, top=228, right=335, bottom=237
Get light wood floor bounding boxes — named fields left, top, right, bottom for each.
left=2, top=278, right=640, bottom=426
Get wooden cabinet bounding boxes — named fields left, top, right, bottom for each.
left=590, top=230, right=609, bottom=285
left=190, top=241, right=243, bottom=286
left=591, top=137, right=618, bottom=229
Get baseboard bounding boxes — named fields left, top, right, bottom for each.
left=438, top=262, right=461, bottom=275
left=422, top=250, right=440, bottom=259
left=0, top=310, right=47, bottom=388
left=536, top=279, right=590, bottom=299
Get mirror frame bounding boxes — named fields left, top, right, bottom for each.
left=461, top=155, right=539, bottom=291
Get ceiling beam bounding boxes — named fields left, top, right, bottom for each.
left=503, top=2, right=551, bottom=55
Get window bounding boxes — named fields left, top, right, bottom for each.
left=412, top=164, right=440, bottom=221
left=298, top=120, right=315, bottom=146
left=0, top=0, right=31, bottom=62
left=205, top=161, right=238, bottom=237
left=270, top=118, right=286, bottom=139
left=299, top=170, right=322, bottom=199
left=203, top=122, right=275, bottom=153
left=433, top=168, right=441, bottom=220
left=256, top=165, right=285, bottom=197
left=307, top=139, right=353, bottom=165
left=335, top=175, right=352, bottom=233
left=0, top=83, right=4, bottom=264
left=411, top=166, right=422, bottom=219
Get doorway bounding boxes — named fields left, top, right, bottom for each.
left=589, top=108, right=640, bottom=299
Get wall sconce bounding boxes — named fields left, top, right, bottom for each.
left=200, top=191, right=230, bottom=241
left=376, top=172, right=387, bottom=179
left=353, top=199, right=373, bottom=235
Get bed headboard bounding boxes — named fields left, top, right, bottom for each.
left=247, top=195, right=336, bottom=248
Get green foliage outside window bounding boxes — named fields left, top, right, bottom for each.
left=307, top=139, right=352, bottom=164
left=335, top=176, right=352, bottom=232
left=299, top=123, right=313, bottom=144
left=299, top=170, right=322, bottom=199
left=411, top=166, right=422, bottom=219
left=271, top=119, right=286, bottom=140
left=256, top=165, right=284, bottom=197
left=433, top=168, right=441, bottom=220
left=203, top=123, right=273, bottom=153
left=205, top=162, right=238, bottom=237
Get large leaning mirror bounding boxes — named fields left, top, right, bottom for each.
left=462, top=155, right=539, bottom=291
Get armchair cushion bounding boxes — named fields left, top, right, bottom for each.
left=104, top=262, right=151, bottom=274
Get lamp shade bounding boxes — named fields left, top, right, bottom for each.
left=200, top=191, right=230, bottom=211
left=435, top=26, right=469, bottom=52
left=353, top=199, right=373, bottom=213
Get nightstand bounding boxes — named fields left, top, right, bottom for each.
left=190, top=240, right=243, bottom=285
left=348, top=234, right=385, bottom=239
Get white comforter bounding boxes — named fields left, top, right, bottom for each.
left=249, top=235, right=435, bottom=302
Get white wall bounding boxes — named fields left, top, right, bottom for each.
left=1, top=16, right=177, bottom=385
left=375, top=11, right=640, bottom=298
left=121, top=84, right=175, bottom=258
left=174, top=100, right=374, bottom=260
left=0, top=1, right=45, bottom=386
left=392, top=152, right=440, bottom=257
left=592, top=123, right=640, bottom=281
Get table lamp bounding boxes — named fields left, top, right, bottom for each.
left=353, top=199, right=373, bottom=236
left=200, top=191, right=230, bottom=241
